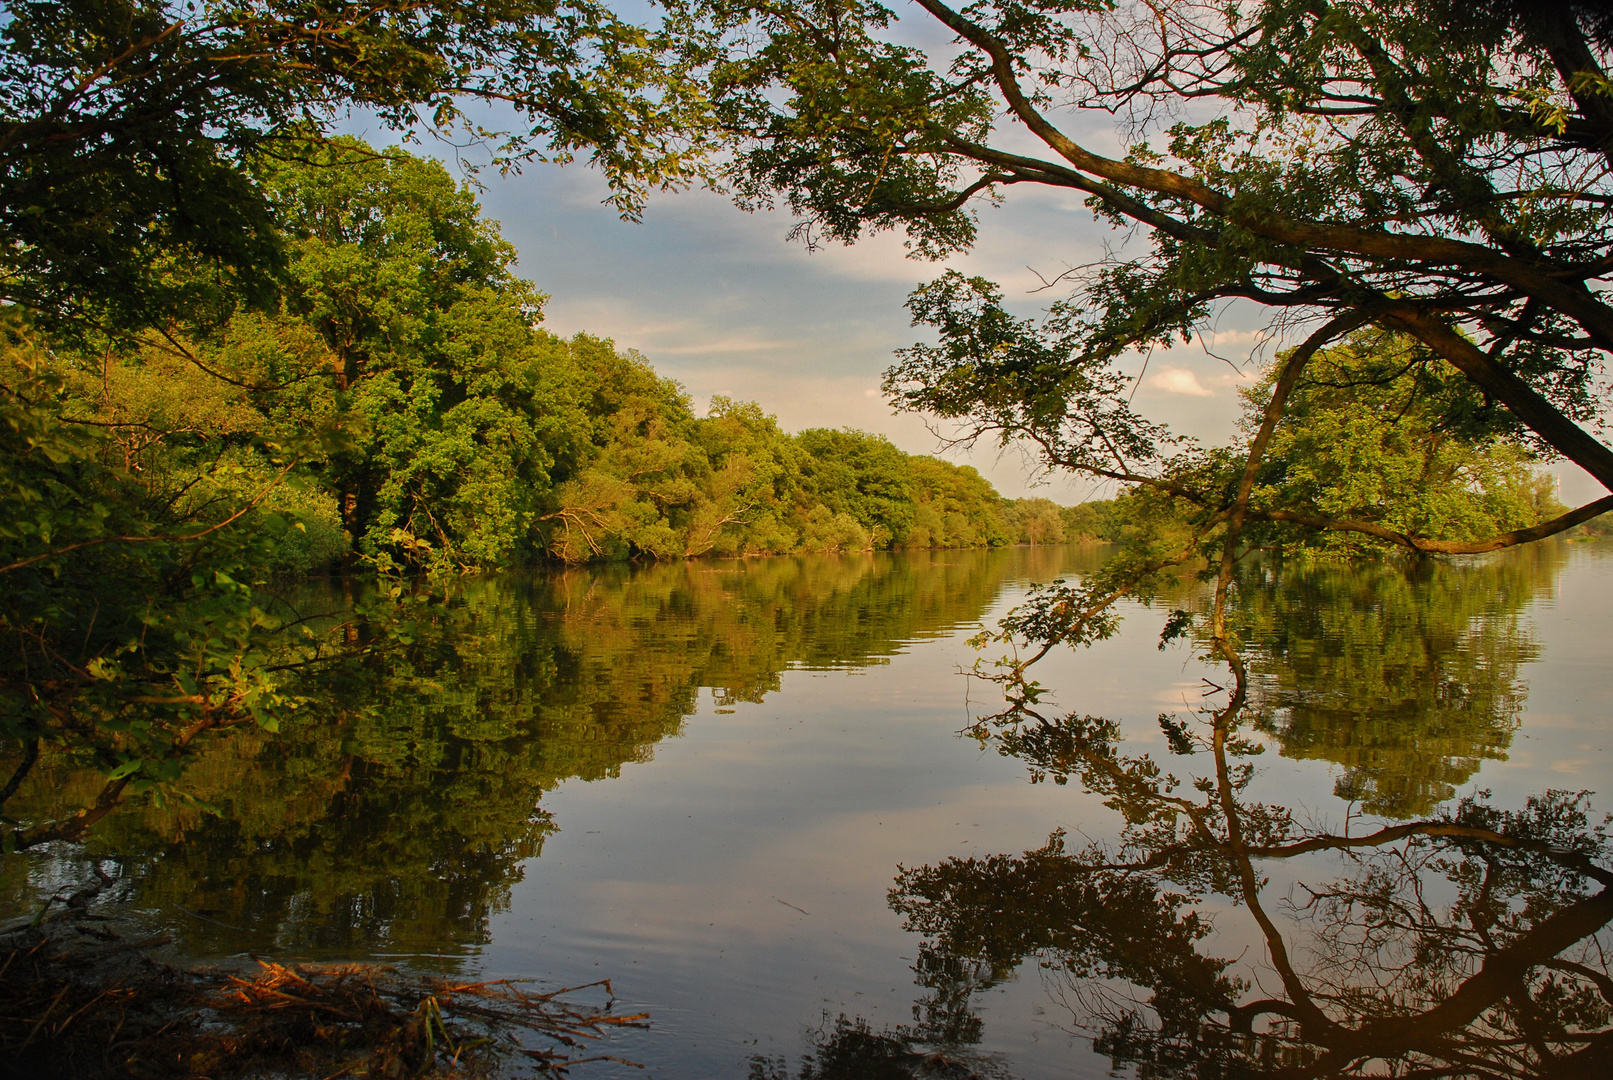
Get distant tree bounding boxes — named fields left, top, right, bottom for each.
left=1006, top=497, right=1066, bottom=546
left=904, top=457, right=1011, bottom=548
left=1238, top=328, right=1572, bottom=556
left=796, top=428, right=918, bottom=546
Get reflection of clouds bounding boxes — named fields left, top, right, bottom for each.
left=1148, top=367, right=1214, bottom=396
left=1152, top=683, right=1208, bottom=706
left=1506, top=711, right=1591, bottom=730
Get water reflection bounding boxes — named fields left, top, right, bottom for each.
left=0, top=546, right=1088, bottom=958
left=868, top=545, right=1608, bottom=1079
left=3, top=541, right=1602, bottom=1080
left=1232, top=544, right=1564, bottom=817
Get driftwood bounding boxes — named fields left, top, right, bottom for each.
left=0, top=914, right=645, bottom=1078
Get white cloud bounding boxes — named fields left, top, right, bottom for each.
left=1150, top=367, right=1215, bottom=397
left=650, top=337, right=800, bottom=356
left=1196, top=328, right=1271, bottom=348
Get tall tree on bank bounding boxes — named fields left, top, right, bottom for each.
left=695, top=0, right=1613, bottom=556
left=0, top=0, right=710, bottom=848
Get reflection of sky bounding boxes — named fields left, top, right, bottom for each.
left=481, top=541, right=1613, bottom=1079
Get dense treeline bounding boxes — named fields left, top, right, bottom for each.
left=5, top=140, right=1074, bottom=579
left=0, top=137, right=1092, bottom=849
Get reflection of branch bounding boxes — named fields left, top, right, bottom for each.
left=1250, top=824, right=1613, bottom=884
left=12, top=705, right=255, bottom=850
left=1544, top=958, right=1613, bottom=1008
left=1213, top=668, right=1342, bottom=1040
left=0, top=738, right=40, bottom=811
left=1225, top=997, right=1304, bottom=1033
left=1344, top=885, right=1613, bottom=1060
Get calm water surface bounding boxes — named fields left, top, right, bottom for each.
left=6, top=541, right=1612, bottom=1078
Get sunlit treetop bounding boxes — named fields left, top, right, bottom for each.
left=0, top=0, right=717, bottom=333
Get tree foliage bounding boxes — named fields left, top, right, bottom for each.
left=691, top=0, right=1613, bottom=567
left=0, top=0, right=712, bottom=333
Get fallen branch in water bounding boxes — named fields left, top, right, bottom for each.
left=0, top=915, right=646, bottom=1078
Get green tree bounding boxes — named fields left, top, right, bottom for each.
left=1241, top=328, right=1571, bottom=557
left=1, top=0, right=709, bottom=335
left=539, top=334, right=706, bottom=561
left=691, top=0, right=1613, bottom=678
left=904, top=456, right=1011, bottom=548
left=1004, top=497, right=1066, bottom=546
left=259, top=139, right=579, bottom=569
left=796, top=428, right=917, bottom=545
left=689, top=396, right=805, bottom=556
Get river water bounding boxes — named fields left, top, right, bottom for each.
left=5, top=540, right=1611, bottom=1078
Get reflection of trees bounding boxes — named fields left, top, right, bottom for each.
left=1223, top=544, right=1563, bottom=817
left=747, top=1011, right=1007, bottom=1080
left=919, top=301, right=1603, bottom=1068
left=905, top=636, right=1611, bottom=1079
left=0, top=546, right=1078, bottom=957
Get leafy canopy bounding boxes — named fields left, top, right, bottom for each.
left=0, top=0, right=714, bottom=334
left=691, top=0, right=1613, bottom=549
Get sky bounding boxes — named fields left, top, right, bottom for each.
left=455, top=158, right=1282, bottom=503
left=344, top=22, right=1607, bottom=507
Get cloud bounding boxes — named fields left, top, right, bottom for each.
left=1149, top=367, right=1215, bottom=396
left=1196, top=328, right=1271, bottom=348
left=650, top=337, right=800, bottom=356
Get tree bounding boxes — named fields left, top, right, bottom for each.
left=0, top=0, right=712, bottom=848
left=904, top=456, right=1012, bottom=548
left=1, top=0, right=710, bottom=335
left=796, top=428, right=917, bottom=545
left=684, top=5, right=1613, bottom=842
left=258, top=139, right=580, bottom=569
left=1240, top=327, right=1572, bottom=556
left=696, top=0, right=1613, bottom=564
